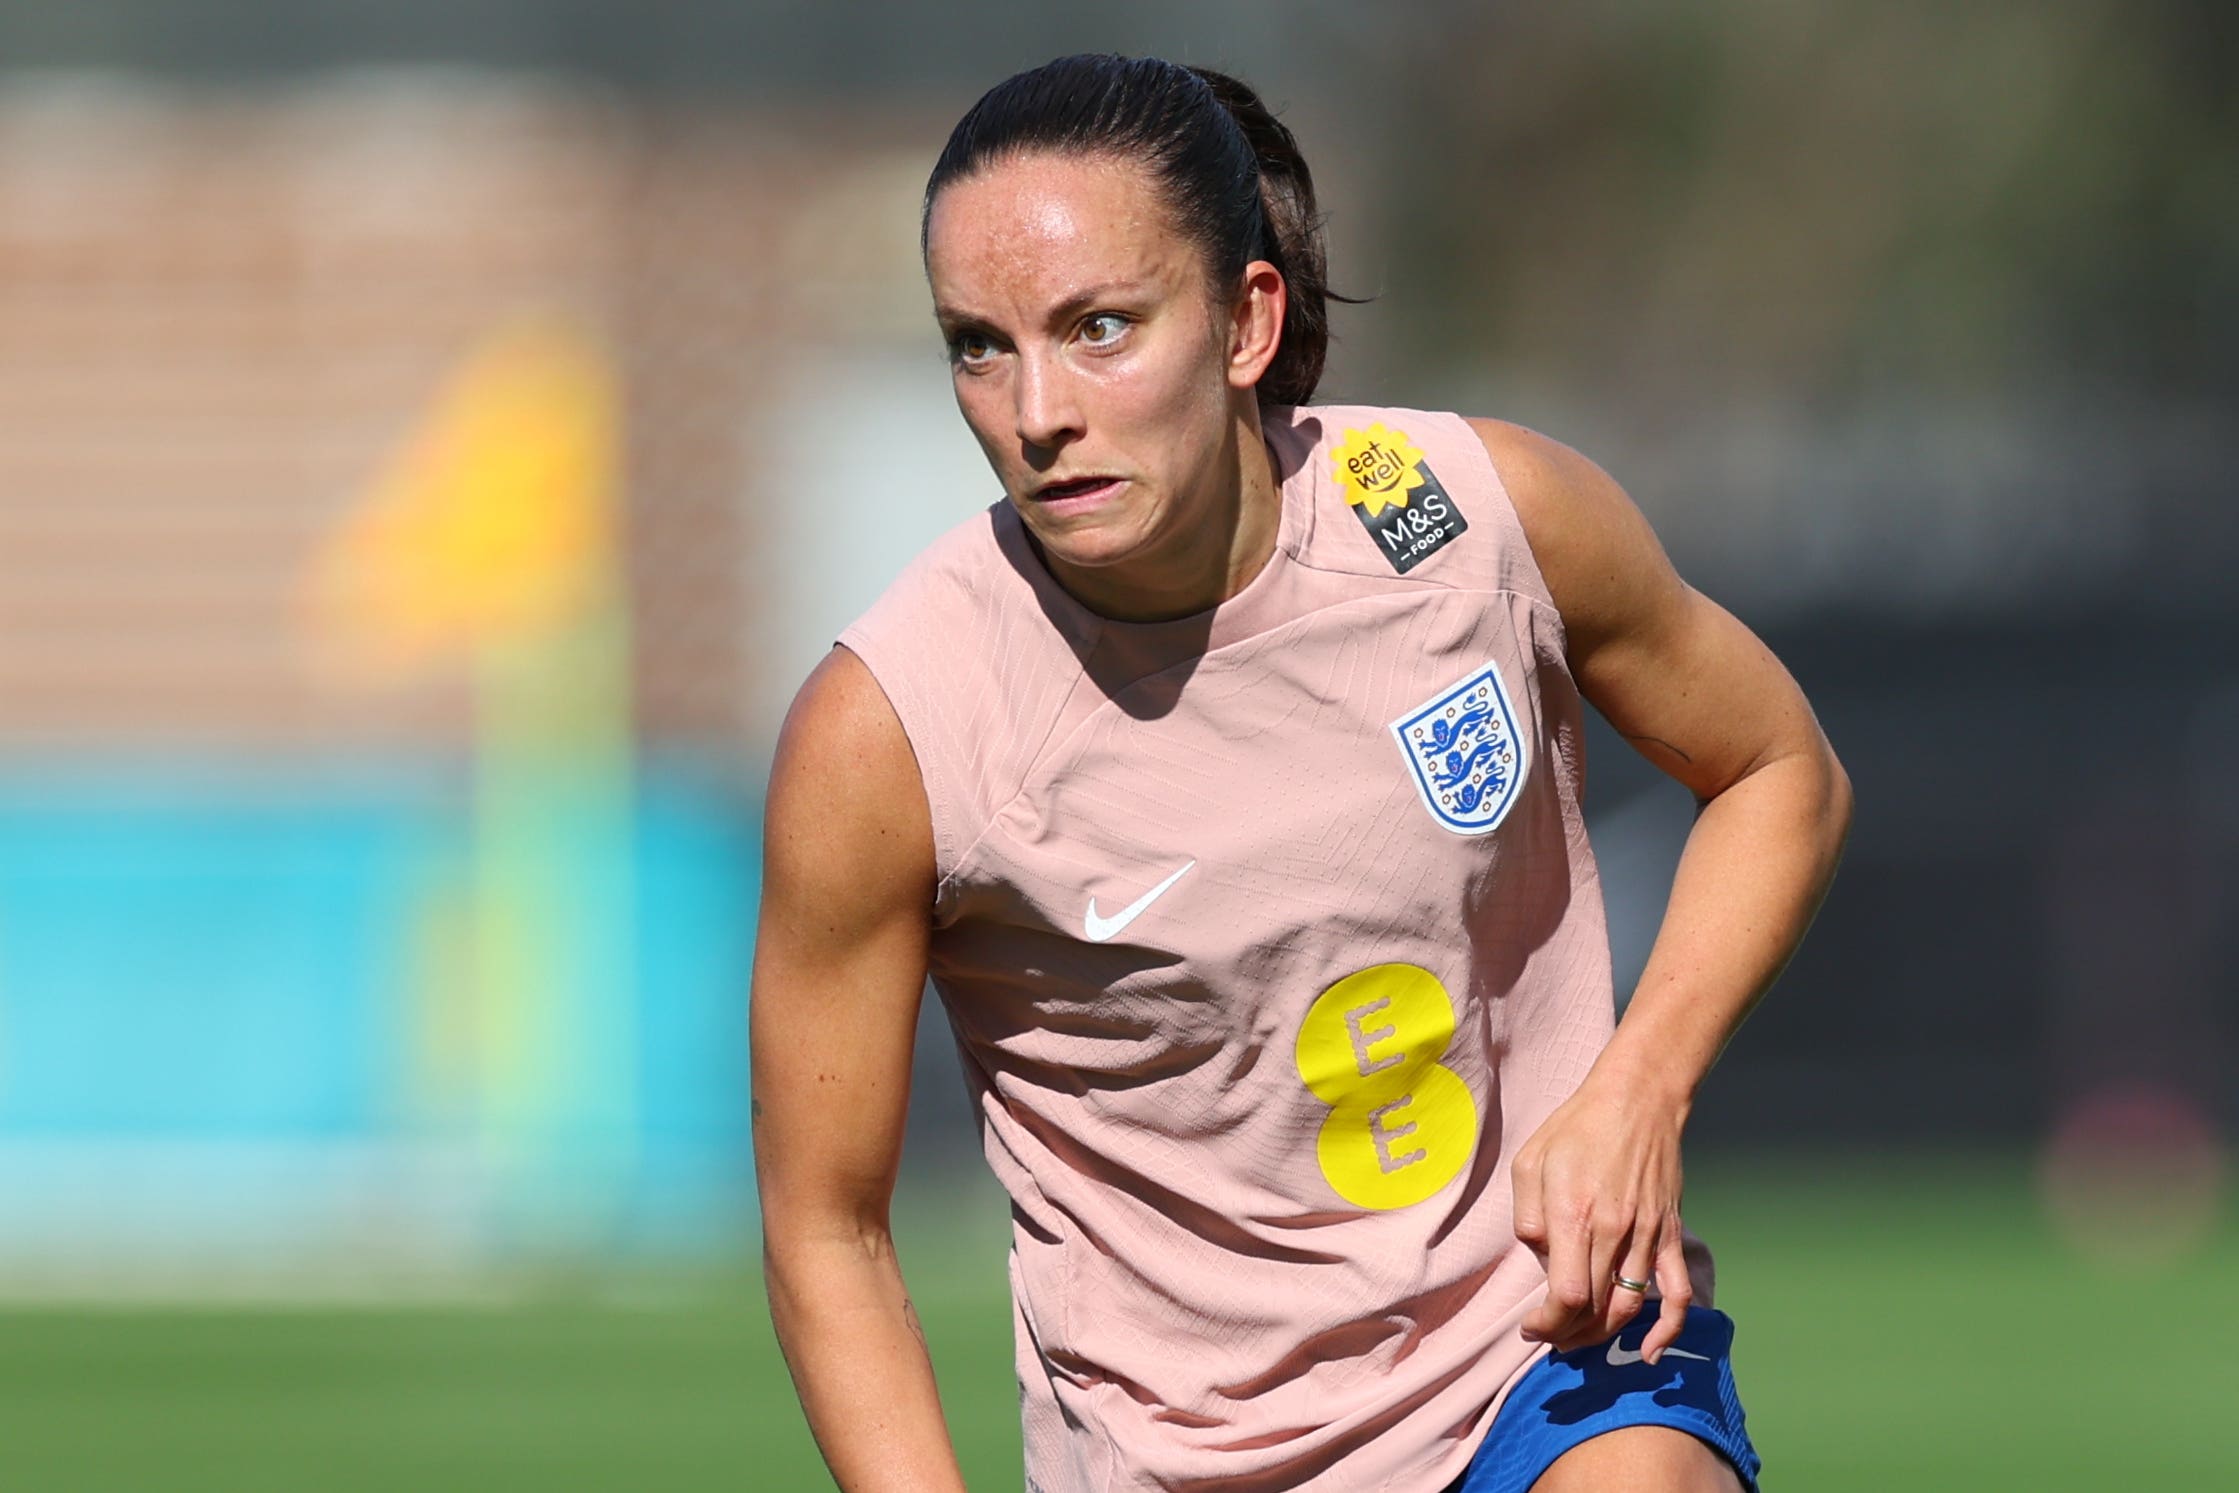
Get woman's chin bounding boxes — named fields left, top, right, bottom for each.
left=1016, top=510, right=1152, bottom=575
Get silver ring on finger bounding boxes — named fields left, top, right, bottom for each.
left=1612, top=1272, right=1651, bottom=1293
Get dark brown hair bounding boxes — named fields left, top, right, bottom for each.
left=924, top=54, right=1338, bottom=406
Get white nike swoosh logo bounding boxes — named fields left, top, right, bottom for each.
left=1083, top=860, right=1195, bottom=943
left=1606, top=1339, right=1711, bottom=1367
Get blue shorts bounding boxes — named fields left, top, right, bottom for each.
left=1443, top=1306, right=1761, bottom=1493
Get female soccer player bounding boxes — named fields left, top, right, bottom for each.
left=752, top=55, right=1850, bottom=1493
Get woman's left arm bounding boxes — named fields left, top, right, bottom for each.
left=1471, top=417, right=1855, bottom=1366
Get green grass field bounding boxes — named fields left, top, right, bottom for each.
left=0, top=1155, right=2228, bottom=1490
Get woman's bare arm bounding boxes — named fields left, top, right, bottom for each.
left=1474, top=418, right=1855, bottom=1364
left=752, top=645, right=967, bottom=1491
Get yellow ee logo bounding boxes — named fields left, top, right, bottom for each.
left=1293, top=963, right=1477, bottom=1209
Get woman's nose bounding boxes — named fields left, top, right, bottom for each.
left=1012, top=350, right=1084, bottom=451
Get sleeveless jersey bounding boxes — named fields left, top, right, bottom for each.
left=838, top=405, right=1622, bottom=1491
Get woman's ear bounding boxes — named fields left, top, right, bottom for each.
left=1226, top=260, right=1287, bottom=392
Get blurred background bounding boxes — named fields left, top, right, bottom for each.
left=0, top=1, right=2232, bottom=1488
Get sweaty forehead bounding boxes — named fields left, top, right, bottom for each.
left=926, top=152, right=1199, bottom=316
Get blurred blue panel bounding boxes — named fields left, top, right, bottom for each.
left=634, top=762, right=759, bottom=1138
left=627, top=760, right=763, bottom=1242
left=0, top=776, right=435, bottom=1135
left=0, top=761, right=765, bottom=1254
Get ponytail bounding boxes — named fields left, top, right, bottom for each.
left=1185, top=66, right=1335, bottom=408
left=925, top=54, right=1344, bottom=408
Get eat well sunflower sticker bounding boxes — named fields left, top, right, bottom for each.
left=1330, top=422, right=1468, bottom=573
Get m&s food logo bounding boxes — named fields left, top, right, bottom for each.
left=1331, top=421, right=1468, bottom=574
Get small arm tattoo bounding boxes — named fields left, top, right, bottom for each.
left=1626, top=733, right=1694, bottom=764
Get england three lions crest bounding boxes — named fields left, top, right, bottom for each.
left=1390, top=663, right=1530, bottom=835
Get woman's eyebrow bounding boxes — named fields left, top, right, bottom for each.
left=935, top=281, right=1149, bottom=336
left=932, top=304, right=996, bottom=336
left=1044, top=283, right=1146, bottom=324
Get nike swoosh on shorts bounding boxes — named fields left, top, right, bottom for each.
left=1605, top=1339, right=1711, bottom=1367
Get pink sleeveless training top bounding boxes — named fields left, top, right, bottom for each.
left=839, top=406, right=1620, bottom=1491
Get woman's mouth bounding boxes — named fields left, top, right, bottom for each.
left=1032, top=475, right=1125, bottom=511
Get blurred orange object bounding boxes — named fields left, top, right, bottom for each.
left=307, top=316, right=618, bottom=681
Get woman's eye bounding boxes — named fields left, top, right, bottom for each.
left=1079, top=313, right=1128, bottom=346
left=950, top=332, right=995, bottom=365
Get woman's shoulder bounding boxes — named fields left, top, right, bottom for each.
left=1272, top=399, right=1537, bottom=528
left=832, top=501, right=1084, bottom=897
left=1452, top=416, right=1676, bottom=653
left=838, top=501, right=1026, bottom=662
left=1267, top=401, right=1558, bottom=608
